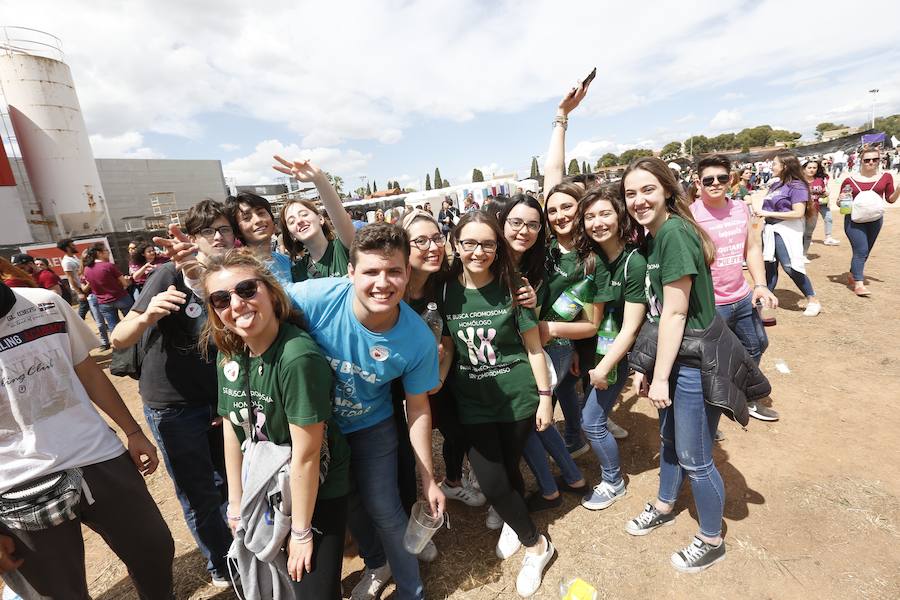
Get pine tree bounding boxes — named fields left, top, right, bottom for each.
left=365, top=182, right=372, bottom=196
left=567, top=159, right=580, bottom=175
left=472, top=168, right=484, bottom=182
left=530, top=157, right=540, bottom=178
left=442, top=179, right=449, bottom=188
left=582, top=160, right=589, bottom=175
left=434, top=168, right=443, bottom=189
left=425, top=174, right=432, bottom=190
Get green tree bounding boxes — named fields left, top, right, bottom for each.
left=872, top=114, right=900, bottom=139
left=618, top=148, right=653, bottom=165
left=434, top=168, right=443, bottom=189
left=394, top=181, right=401, bottom=190
left=581, top=160, right=589, bottom=175
left=567, top=159, right=581, bottom=175
left=709, top=133, right=736, bottom=151
left=684, top=135, right=711, bottom=155
left=354, top=186, right=366, bottom=198
left=372, top=181, right=378, bottom=193
left=425, top=174, right=432, bottom=191
left=324, top=172, right=344, bottom=197
left=365, top=182, right=372, bottom=196
left=769, top=129, right=801, bottom=143
left=472, top=168, right=484, bottom=182
left=733, top=125, right=772, bottom=150
left=815, top=121, right=848, bottom=140
left=442, top=179, right=450, bottom=188
left=530, top=156, right=540, bottom=179
left=661, top=141, right=682, bottom=157
left=598, top=153, right=619, bottom=168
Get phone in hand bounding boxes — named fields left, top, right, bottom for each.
left=582, top=67, right=597, bottom=89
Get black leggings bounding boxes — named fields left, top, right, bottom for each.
left=434, top=386, right=470, bottom=483
left=288, top=495, right=348, bottom=599
left=391, top=385, right=418, bottom=516
left=464, top=417, right=539, bottom=547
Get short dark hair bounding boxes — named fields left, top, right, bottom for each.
left=225, top=192, right=274, bottom=243
left=697, top=154, right=732, bottom=177
left=184, top=199, right=227, bottom=235
left=349, top=223, right=410, bottom=265
left=56, top=238, right=75, bottom=251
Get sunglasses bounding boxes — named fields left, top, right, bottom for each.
left=861, top=158, right=880, bottom=164
left=701, top=174, right=730, bottom=187
left=208, top=278, right=261, bottom=310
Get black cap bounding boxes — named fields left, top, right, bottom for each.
left=10, top=253, right=34, bottom=266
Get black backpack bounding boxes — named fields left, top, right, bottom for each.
left=109, top=326, right=161, bottom=380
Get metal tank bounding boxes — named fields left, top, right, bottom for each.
left=0, top=27, right=113, bottom=239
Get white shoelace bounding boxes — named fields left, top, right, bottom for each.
left=679, top=538, right=707, bottom=562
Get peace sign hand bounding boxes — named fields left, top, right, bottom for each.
left=273, top=155, right=325, bottom=183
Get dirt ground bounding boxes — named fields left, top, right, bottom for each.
left=48, top=183, right=900, bottom=599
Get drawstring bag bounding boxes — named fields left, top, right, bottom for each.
left=847, top=178, right=885, bottom=223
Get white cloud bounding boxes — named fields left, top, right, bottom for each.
left=223, top=139, right=372, bottom=184
left=89, top=132, right=164, bottom=158
left=720, top=92, right=745, bottom=101
left=219, top=143, right=240, bottom=152
left=709, top=109, right=743, bottom=130
left=675, top=114, right=696, bottom=123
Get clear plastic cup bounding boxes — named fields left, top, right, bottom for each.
left=403, top=500, right=444, bottom=554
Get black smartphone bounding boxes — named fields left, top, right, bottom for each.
left=582, top=67, right=597, bottom=88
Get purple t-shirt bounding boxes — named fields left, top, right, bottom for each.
left=762, top=180, right=808, bottom=213
left=84, top=261, right=127, bottom=304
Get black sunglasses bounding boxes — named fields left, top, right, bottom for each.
left=701, top=174, right=730, bottom=187
left=208, top=278, right=261, bottom=310
left=861, top=158, right=880, bottom=164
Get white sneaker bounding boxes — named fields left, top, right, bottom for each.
left=581, top=480, right=627, bottom=510
left=417, top=539, right=438, bottom=562
left=440, top=480, right=486, bottom=507
left=350, top=564, right=392, bottom=600
left=801, top=255, right=811, bottom=264
left=607, top=417, right=629, bottom=440
left=803, top=302, right=821, bottom=317
left=515, top=536, right=555, bottom=597
left=823, top=237, right=840, bottom=246
left=485, top=505, right=503, bottom=530
left=496, top=522, right=521, bottom=559
left=464, top=468, right=481, bottom=492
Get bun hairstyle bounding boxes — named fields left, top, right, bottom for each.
left=621, top=156, right=716, bottom=265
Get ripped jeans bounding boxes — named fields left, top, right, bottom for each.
left=657, top=364, right=725, bottom=538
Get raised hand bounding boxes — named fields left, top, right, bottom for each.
left=273, top=155, right=325, bottom=183
left=558, top=75, right=593, bottom=116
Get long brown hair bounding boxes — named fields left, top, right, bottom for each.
left=200, top=249, right=304, bottom=361
left=449, top=210, right=517, bottom=295
left=0, top=257, right=36, bottom=287
left=621, top=156, right=716, bottom=265
left=773, top=151, right=808, bottom=190
left=279, top=199, right=335, bottom=261
left=574, top=185, right=643, bottom=276
left=399, top=208, right=450, bottom=301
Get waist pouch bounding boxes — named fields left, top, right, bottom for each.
left=0, top=468, right=91, bottom=531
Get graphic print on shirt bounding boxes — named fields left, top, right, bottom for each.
left=326, top=355, right=373, bottom=419
left=644, top=268, right=662, bottom=320
left=457, top=326, right=497, bottom=365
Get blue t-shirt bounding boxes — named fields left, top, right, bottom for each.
left=266, top=251, right=293, bottom=285
left=284, top=277, right=440, bottom=433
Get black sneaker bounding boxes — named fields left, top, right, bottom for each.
left=526, top=492, right=562, bottom=513
left=625, top=502, right=676, bottom=536
left=670, top=536, right=726, bottom=572
left=747, top=402, right=779, bottom=421
left=554, top=476, right=589, bottom=496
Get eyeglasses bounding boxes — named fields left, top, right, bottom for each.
left=459, top=239, right=498, bottom=253
left=198, top=225, right=234, bottom=239
left=861, top=158, right=880, bottom=164
left=410, top=234, right=445, bottom=250
left=208, top=278, right=261, bottom=310
left=505, top=217, right=541, bottom=233
left=701, top=174, right=730, bottom=187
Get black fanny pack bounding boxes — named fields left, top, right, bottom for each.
left=0, top=468, right=89, bottom=531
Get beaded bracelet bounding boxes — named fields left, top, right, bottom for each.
left=290, top=526, right=313, bottom=543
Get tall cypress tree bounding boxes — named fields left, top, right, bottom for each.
left=434, top=168, right=443, bottom=189
left=530, top=157, right=540, bottom=178
left=365, top=182, right=372, bottom=196
left=567, top=159, right=580, bottom=175
left=425, top=174, right=432, bottom=190
left=373, top=181, right=377, bottom=193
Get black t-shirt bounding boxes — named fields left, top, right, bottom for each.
left=133, top=262, right=217, bottom=408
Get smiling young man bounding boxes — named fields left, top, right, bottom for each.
left=225, top=192, right=293, bottom=285
left=689, top=155, right=780, bottom=421
left=283, top=223, right=443, bottom=600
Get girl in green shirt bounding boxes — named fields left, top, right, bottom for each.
left=620, top=157, right=727, bottom=573
left=438, top=210, right=555, bottom=598
left=202, top=250, right=350, bottom=597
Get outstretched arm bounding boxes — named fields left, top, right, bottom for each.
left=543, top=78, right=592, bottom=192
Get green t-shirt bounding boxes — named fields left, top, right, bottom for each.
left=539, top=240, right=597, bottom=321
left=290, top=239, right=351, bottom=282
left=439, top=277, right=539, bottom=425
left=644, top=215, right=716, bottom=330
left=216, top=323, right=351, bottom=499
left=593, top=246, right=648, bottom=330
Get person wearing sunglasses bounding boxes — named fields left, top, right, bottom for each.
left=837, top=145, right=899, bottom=297
left=690, top=155, right=780, bottom=421
left=110, top=199, right=237, bottom=589
left=273, top=157, right=357, bottom=282
left=437, top=210, right=555, bottom=598
left=753, top=152, right=821, bottom=317
left=201, top=250, right=350, bottom=598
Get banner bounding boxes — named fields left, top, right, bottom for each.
left=18, top=237, right=112, bottom=277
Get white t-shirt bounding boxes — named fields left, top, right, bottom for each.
left=0, top=288, right=123, bottom=492
left=60, top=254, right=80, bottom=274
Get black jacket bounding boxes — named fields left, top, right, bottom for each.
left=628, top=314, right=771, bottom=427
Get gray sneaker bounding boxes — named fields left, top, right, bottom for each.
left=670, top=536, right=726, bottom=572
left=625, top=502, right=676, bottom=536
left=581, top=480, right=626, bottom=510
left=747, top=402, right=779, bottom=421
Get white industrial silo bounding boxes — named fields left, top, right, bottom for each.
left=0, top=27, right=113, bottom=239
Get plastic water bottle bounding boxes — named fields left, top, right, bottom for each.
left=838, top=184, right=853, bottom=215
left=559, top=577, right=598, bottom=599
left=595, top=310, right=619, bottom=385
left=422, top=302, right=443, bottom=343
left=549, top=275, right=594, bottom=322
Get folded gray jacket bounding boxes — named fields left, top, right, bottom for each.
left=628, top=314, right=771, bottom=427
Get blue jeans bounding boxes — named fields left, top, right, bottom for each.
left=345, top=416, right=423, bottom=600
left=819, top=204, right=833, bottom=237
left=844, top=216, right=883, bottom=281
left=715, top=293, right=767, bottom=365
left=766, top=231, right=815, bottom=297
left=657, top=365, right=724, bottom=538
left=545, top=343, right=583, bottom=447
left=143, top=404, right=231, bottom=578
left=581, top=361, right=628, bottom=485
left=97, top=294, right=134, bottom=331
left=87, top=293, right=109, bottom=346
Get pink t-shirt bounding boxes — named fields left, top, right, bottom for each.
left=690, top=198, right=752, bottom=305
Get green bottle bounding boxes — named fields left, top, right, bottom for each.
left=549, top=275, right=594, bottom=322
left=595, top=309, right=619, bottom=385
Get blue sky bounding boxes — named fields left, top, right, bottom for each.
left=4, top=0, right=900, bottom=191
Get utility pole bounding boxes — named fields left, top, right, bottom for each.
left=869, top=88, right=879, bottom=129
